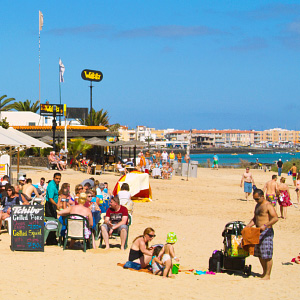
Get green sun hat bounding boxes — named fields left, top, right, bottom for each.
left=166, top=232, right=177, bottom=243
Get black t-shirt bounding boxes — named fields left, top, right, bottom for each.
left=277, top=161, right=283, bottom=168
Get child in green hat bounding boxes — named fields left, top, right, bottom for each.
left=159, top=232, right=180, bottom=278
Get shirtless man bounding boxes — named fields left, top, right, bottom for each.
left=22, top=178, right=40, bottom=201
left=290, top=163, right=297, bottom=186
left=263, top=175, right=278, bottom=207
left=240, top=167, right=255, bottom=201
left=246, top=189, right=278, bottom=280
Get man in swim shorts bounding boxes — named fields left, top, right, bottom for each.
left=213, top=154, right=219, bottom=169
left=290, top=163, right=297, bottom=186
left=240, top=167, right=255, bottom=201
left=246, top=189, right=278, bottom=280
left=263, top=175, right=279, bottom=207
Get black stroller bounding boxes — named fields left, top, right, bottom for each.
left=222, top=221, right=252, bottom=276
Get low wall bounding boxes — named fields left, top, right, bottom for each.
left=12, top=157, right=48, bottom=168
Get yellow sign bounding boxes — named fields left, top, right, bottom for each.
left=40, top=104, right=65, bottom=116
left=81, top=69, right=103, bottom=82
left=0, top=164, right=7, bottom=176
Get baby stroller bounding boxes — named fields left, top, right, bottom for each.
left=221, top=221, right=252, bottom=276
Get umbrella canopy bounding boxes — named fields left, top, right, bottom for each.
left=7, top=128, right=50, bottom=148
left=38, top=135, right=53, bottom=144
left=84, top=138, right=112, bottom=147
left=114, top=140, right=146, bottom=147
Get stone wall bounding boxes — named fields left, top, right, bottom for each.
left=12, top=157, right=48, bottom=168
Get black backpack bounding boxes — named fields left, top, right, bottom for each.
left=209, top=250, right=223, bottom=272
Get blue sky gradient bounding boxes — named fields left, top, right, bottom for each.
left=1, top=1, right=300, bottom=130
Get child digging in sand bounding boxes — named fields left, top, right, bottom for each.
left=159, top=232, right=180, bottom=278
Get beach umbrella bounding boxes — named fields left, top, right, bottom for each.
left=81, top=178, right=95, bottom=187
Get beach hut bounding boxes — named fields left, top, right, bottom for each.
left=113, top=171, right=152, bottom=202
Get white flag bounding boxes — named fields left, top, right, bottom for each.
left=59, top=59, right=65, bottom=82
left=39, top=11, right=44, bottom=31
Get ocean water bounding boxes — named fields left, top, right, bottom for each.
left=190, top=152, right=300, bottom=166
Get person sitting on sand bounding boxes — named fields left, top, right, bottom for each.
left=159, top=232, right=180, bottom=278
left=57, top=192, right=96, bottom=249
left=100, top=195, right=128, bottom=250
left=129, top=227, right=155, bottom=268
left=278, top=177, right=292, bottom=219
left=150, top=246, right=165, bottom=275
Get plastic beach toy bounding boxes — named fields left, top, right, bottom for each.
left=172, top=264, right=180, bottom=274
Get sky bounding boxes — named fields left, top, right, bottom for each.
left=1, top=1, right=300, bottom=131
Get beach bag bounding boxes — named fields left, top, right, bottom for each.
left=123, top=261, right=141, bottom=270
left=209, top=250, right=223, bottom=272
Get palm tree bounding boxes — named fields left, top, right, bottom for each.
left=0, top=94, right=15, bottom=111
left=79, top=108, right=109, bottom=126
left=11, top=99, right=40, bottom=112
left=68, top=138, right=92, bottom=159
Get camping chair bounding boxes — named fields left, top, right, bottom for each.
left=94, top=165, right=103, bottom=175
left=99, top=215, right=131, bottom=249
left=44, top=217, right=63, bottom=246
left=63, top=214, right=92, bottom=252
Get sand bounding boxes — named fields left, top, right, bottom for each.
left=1, top=167, right=299, bottom=300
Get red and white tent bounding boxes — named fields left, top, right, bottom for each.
left=113, top=171, right=152, bottom=202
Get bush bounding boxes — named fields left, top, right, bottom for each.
left=239, top=159, right=251, bottom=168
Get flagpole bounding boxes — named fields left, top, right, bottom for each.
left=39, top=28, right=41, bottom=104
left=59, top=57, right=61, bottom=126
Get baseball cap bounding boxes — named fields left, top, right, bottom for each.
left=18, top=176, right=26, bottom=181
left=99, top=183, right=105, bottom=189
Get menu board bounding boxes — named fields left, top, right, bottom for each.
left=11, top=205, right=44, bottom=252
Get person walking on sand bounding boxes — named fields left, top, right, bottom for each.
left=240, top=167, right=255, bottom=201
left=290, top=163, right=297, bottom=186
left=246, top=189, right=278, bottom=280
left=213, top=153, right=219, bottom=169
left=263, top=175, right=279, bottom=207
left=278, top=177, right=292, bottom=219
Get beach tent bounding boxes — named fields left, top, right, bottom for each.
left=113, top=171, right=152, bottom=202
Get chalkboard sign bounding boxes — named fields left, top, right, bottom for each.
left=11, top=205, right=44, bottom=252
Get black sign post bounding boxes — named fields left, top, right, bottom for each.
left=11, top=205, right=44, bottom=252
left=52, top=105, right=57, bottom=151
left=81, top=69, right=103, bottom=126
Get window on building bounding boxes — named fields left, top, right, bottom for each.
left=28, top=122, right=36, bottom=126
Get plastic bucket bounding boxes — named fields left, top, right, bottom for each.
left=172, top=264, right=180, bottom=274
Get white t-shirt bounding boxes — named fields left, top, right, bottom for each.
left=118, top=190, right=131, bottom=205
left=118, top=190, right=133, bottom=214
left=161, top=152, right=168, bottom=161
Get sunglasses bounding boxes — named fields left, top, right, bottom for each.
left=87, top=196, right=92, bottom=198
left=147, top=233, right=156, bottom=238
left=254, top=197, right=260, bottom=201
left=7, top=189, right=12, bottom=192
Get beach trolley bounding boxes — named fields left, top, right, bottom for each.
left=221, top=221, right=252, bottom=276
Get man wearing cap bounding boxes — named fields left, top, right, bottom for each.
left=100, top=195, right=128, bottom=250
left=277, top=159, right=283, bottom=176
left=18, top=176, right=26, bottom=192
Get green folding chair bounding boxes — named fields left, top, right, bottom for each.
left=44, top=217, right=63, bottom=246
left=63, top=214, right=92, bottom=252
left=99, top=214, right=131, bottom=249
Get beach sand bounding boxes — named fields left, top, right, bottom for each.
left=1, top=167, right=299, bottom=300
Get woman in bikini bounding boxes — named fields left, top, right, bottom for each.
left=128, top=227, right=155, bottom=268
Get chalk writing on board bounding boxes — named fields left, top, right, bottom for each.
left=11, top=205, right=44, bottom=252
